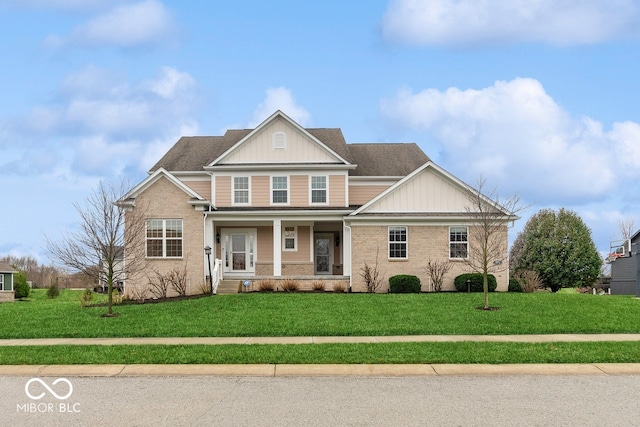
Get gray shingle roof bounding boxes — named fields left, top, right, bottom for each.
left=149, top=127, right=429, bottom=177
left=0, top=262, right=18, bottom=273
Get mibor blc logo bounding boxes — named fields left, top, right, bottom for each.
left=17, top=378, right=81, bottom=414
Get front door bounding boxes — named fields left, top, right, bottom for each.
left=222, top=229, right=256, bottom=274
left=314, top=234, right=332, bottom=275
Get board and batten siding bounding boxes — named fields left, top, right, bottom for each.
left=219, top=118, right=340, bottom=164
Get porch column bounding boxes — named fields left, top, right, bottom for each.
left=273, top=219, right=282, bottom=276
left=343, top=222, right=351, bottom=278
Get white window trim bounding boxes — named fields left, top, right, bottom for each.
left=449, top=226, right=469, bottom=259
left=0, top=274, right=4, bottom=291
left=272, top=131, right=286, bottom=149
left=271, top=176, right=289, bottom=205
left=146, top=219, right=183, bottom=259
left=388, top=226, right=408, bottom=260
left=232, top=176, right=251, bottom=206
left=309, top=175, right=329, bottom=205
left=282, top=226, right=298, bottom=251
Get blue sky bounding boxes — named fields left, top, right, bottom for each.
left=2, top=0, right=640, bottom=262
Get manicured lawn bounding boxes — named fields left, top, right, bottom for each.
left=2, top=289, right=639, bottom=339
left=2, top=290, right=639, bottom=365
left=1, top=341, right=640, bottom=365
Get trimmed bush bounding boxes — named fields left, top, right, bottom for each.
left=14, top=271, right=30, bottom=299
left=389, top=275, right=421, bottom=293
left=508, top=278, right=522, bottom=292
left=454, top=273, right=497, bottom=292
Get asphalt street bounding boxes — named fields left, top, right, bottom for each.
left=3, top=374, right=640, bottom=426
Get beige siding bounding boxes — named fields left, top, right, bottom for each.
left=329, top=175, right=346, bottom=207
left=125, top=176, right=205, bottom=298
left=216, top=176, right=231, bottom=206
left=252, top=176, right=270, bottom=206
left=290, top=176, right=307, bottom=206
left=350, top=224, right=509, bottom=292
left=220, top=117, right=341, bottom=164
left=182, top=180, right=210, bottom=199
left=282, top=226, right=310, bottom=262
left=349, top=185, right=390, bottom=205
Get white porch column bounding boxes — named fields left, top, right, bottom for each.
left=343, top=222, right=351, bottom=278
left=273, top=219, right=282, bottom=276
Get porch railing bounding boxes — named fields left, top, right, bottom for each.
left=211, top=258, right=223, bottom=294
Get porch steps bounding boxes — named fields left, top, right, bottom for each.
left=216, top=280, right=242, bottom=295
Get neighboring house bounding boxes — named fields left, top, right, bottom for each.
left=0, top=262, right=17, bottom=302
left=119, top=110, right=517, bottom=295
left=609, top=231, right=640, bottom=296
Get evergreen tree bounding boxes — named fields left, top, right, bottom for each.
left=510, top=208, right=601, bottom=292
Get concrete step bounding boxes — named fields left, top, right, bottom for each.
left=216, top=280, right=241, bottom=295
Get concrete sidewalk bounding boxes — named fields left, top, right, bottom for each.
left=2, top=333, right=640, bottom=346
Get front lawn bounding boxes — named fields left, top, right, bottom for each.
left=2, top=289, right=639, bottom=339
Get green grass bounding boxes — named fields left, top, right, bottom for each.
left=2, top=290, right=639, bottom=365
left=1, top=341, right=640, bottom=365
left=2, top=289, right=639, bottom=339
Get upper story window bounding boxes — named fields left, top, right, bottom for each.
left=389, top=226, right=407, bottom=259
left=272, top=132, right=286, bottom=149
left=272, top=176, right=289, bottom=204
left=146, top=219, right=183, bottom=258
left=449, top=226, right=468, bottom=259
left=310, top=176, right=327, bottom=204
left=233, top=176, right=250, bottom=205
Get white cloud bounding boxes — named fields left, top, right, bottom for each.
left=47, top=0, right=174, bottom=49
left=1, top=65, right=199, bottom=178
left=380, top=77, right=640, bottom=204
left=381, top=0, right=640, bottom=47
left=249, top=87, right=311, bottom=127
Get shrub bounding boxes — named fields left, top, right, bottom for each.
left=508, top=278, right=522, bottom=292
left=360, top=247, right=384, bottom=293
left=425, top=259, right=453, bottom=292
left=257, top=279, right=275, bottom=292
left=112, top=289, right=123, bottom=305
left=14, top=271, right=30, bottom=299
left=281, top=279, right=299, bottom=292
left=389, top=275, right=421, bottom=293
left=514, top=269, right=543, bottom=293
left=46, top=282, right=60, bottom=298
left=311, top=281, right=325, bottom=291
left=332, top=281, right=347, bottom=293
left=454, top=273, right=497, bottom=292
left=79, top=288, right=93, bottom=307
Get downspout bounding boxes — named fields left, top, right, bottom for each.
left=344, top=221, right=352, bottom=292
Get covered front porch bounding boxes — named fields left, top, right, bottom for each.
left=203, top=211, right=352, bottom=290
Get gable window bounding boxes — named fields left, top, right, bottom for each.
left=233, top=176, right=250, bottom=204
left=450, top=226, right=468, bottom=259
left=147, top=219, right=183, bottom=258
left=310, top=176, right=327, bottom=204
left=283, top=226, right=297, bottom=251
left=389, top=226, right=407, bottom=259
left=272, top=176, right=288, bottom=204
left=272, top=131, right=286, bottom=149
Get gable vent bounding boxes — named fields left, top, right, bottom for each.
left=272, top=132, right=286, bottom=149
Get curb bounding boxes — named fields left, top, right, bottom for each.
left=1, top=363, right=640, bottom=377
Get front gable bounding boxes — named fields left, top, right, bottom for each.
left=210, top=111, right=350, bottom=166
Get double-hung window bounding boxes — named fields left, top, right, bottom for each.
left=449, top=226, right=468, bottom=259
left=389, top=226, right=407, bottom=259
left=146, top=219, right=183, bottom=258
left=310, top=176, right=327, bottom=204
left=233, top=176, right=249, bottom=205
left=272, top=176, right=288, bottom=204
left=283, top=226, right=297, bottom=251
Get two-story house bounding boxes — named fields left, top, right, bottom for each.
left=119, top=110, right=516, bottom=295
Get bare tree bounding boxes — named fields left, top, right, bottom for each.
left=47, top=180, right=147, bottom=316
left=425, top=259, right=453, bottom=292
left=360, top=247, right=385, bottom=293
left=465, top=177, right=527, bottom=310
left=619, top=217, right=636, bottom=241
